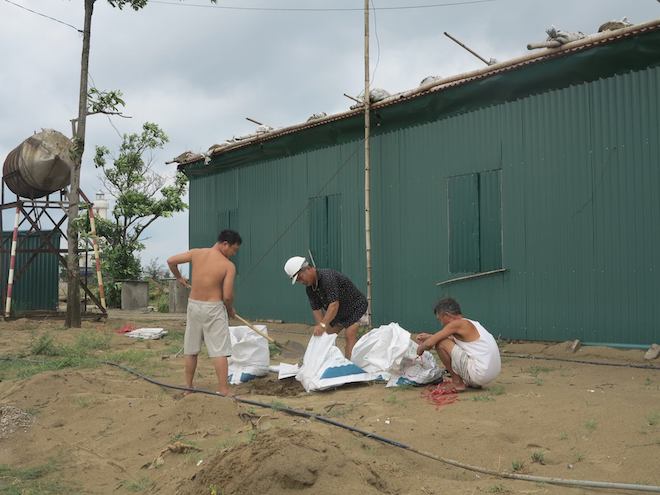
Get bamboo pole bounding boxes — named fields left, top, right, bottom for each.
left=363, top=0, right=373, bottom=327
left=87, top=203, right=106, bottom=310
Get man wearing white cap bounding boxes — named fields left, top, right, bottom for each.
left=284, top=256, right=368, bottom=359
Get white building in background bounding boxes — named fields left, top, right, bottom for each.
left=92, top=191, right=109, bottom=221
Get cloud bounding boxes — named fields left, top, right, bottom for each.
left=2, top=0, right=658, bottom=267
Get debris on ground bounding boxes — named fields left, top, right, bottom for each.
left=0, top=405, right=35, bottom=438
left=421, top=384, right=459, bottom=408
left=144, top=441, right=202, bottom=469
left=125, top=327, right=168, bottom=340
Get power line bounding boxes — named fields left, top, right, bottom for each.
left=370, top=0, right=381, bottom=86
left=149, top=0, right=496, bottom=12
left=3, top=0, right=82, bottom=32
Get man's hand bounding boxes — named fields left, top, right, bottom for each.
left=416, top=332, right=431, bottom=344
left=227, top=307, right=236, bottom=319
left=312, top=324, right=326, bottom=336
left=416, top=341, right=427, bottom=356
left=177, top=277, right=191, bottom=289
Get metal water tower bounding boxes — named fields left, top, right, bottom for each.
left=1, top=129, right=107, bottom=319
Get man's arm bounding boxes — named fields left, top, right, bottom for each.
left=312, top=301, right=339, bottom=336
left=167, top=251, right=193, bottom=288
left=416, top=321, right=461, bottom=354
left=222, top=262, right=237, bottom=318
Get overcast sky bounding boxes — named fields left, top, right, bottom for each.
left=1, top=0, right=658, bottom=275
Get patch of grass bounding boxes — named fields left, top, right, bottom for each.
left=270, top=400, right=287, bottom=411
left=533, top=377, right=544, bottom=386
left=486, top=484, right=509, bottom=493
left=511, top=460, right=524, bottom=472
left=584, top=419, right=598, bottom=432
left=268, top=342, right=282, bottom=358
left=118, top=477, right=155, bottom=492
left=573, top=452, right=585, bottom=463
left=644, top=377, right=652, bottom=387
left=170, top=432, right=185, bottom=443
left=488, top=384, right=505, bottom=395
left=471, top=394, right=495, bottom=402
left=104, top=349, right=153, bottom=367
left=30, top=334, right=61, bottom=356
left=216, top=437, right=241, bottom=451
left=72, top=396, right=99, bottom=408
left=527, top=365, right=552, bottom=377
left=325, top=404, right=356, bottom=418
left=530, top=451, right=545, bottom=465
left=75, top=332, right=111, bottom=352
left=246, top=430, right=258, bottom=444
left=0, top=460, right=72, bottom=494
left=646, top=411, right=660, bottom=426
left=16, top=355, right=97, bottom=380
left=384, top=393, right=400, bottom=404
left=559, top=431, right=568, bottom=440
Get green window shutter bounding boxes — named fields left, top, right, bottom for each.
left=309, top=196, right=329, bottom=267
left=309, top=194, right=342, bottom=270
left=448, top=173, right=480, bottom=273
left=479, top=170, right=502, bottom=271
left=326, top=194, right=342, bottom=271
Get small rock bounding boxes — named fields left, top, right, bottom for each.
left=644, top=343, right=660, bottom=361
left=567, top=339, right=581, bottom=353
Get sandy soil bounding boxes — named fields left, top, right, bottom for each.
left=0, top=313, right=658, bottom=494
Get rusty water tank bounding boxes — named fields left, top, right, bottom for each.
left=2, top=129, right=73, bottom=199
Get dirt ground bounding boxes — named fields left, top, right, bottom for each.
left=0, top=312, right=658, bottom=494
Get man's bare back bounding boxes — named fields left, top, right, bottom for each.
left=167, top=240, right=239, bottom=317
left=189, top=248, right=233, bottom=301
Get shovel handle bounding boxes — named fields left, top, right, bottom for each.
left=234, top=314, right=276, bottom=344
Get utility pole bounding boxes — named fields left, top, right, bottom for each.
left=66, top=0, right=95, bottom=328
left=363, top=0, right=372, bottom=326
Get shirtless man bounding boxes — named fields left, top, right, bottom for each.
left=167, top=230, right=241, bottom=396
left=416, top=297, right=501, bottom=392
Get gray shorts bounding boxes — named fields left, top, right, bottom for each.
left=184, top=299, right=232, bottom=358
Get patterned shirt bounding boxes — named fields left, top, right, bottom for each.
left=306, top=268, right=368, bottom=328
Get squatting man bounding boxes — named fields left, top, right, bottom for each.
left=416, top=297, right=501, bottom=391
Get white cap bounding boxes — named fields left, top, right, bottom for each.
left=284, top=256, right=308, bottom=285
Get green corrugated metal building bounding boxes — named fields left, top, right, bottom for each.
left=181, top=20, right=660, bottom=346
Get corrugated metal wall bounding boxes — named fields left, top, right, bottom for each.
left=1, top=231, right=61, bottom=312
left=188, top=50, right=660, bottom=345
left=188, top=142, right=365, bottom=324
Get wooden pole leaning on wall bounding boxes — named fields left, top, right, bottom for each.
left=363, top=0, right=373, bottom=327
left=87, top=204, right=106, bottom=310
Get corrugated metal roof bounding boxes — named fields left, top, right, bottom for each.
left=178, top=18, right=660, bottom=167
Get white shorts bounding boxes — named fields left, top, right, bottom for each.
left=450, top=344, right=479, bottom=387
left=184, top=299, right=232, bottom=358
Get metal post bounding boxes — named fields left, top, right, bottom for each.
left=4, top=206, right=20, bottom=317
left=363, top=0, right=373, bottom=327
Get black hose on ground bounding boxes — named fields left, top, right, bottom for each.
left=501, top=353, right=660, bottom=370
left=103, top=361, right=660, bottom=493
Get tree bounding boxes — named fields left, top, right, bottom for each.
left=142, top=258, right=169, bottom=281
left=91, top=122, right=187, bottom=306
left=66, top=0, right=148, bottom=327
left=65, top=0, right=216, bottom=326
